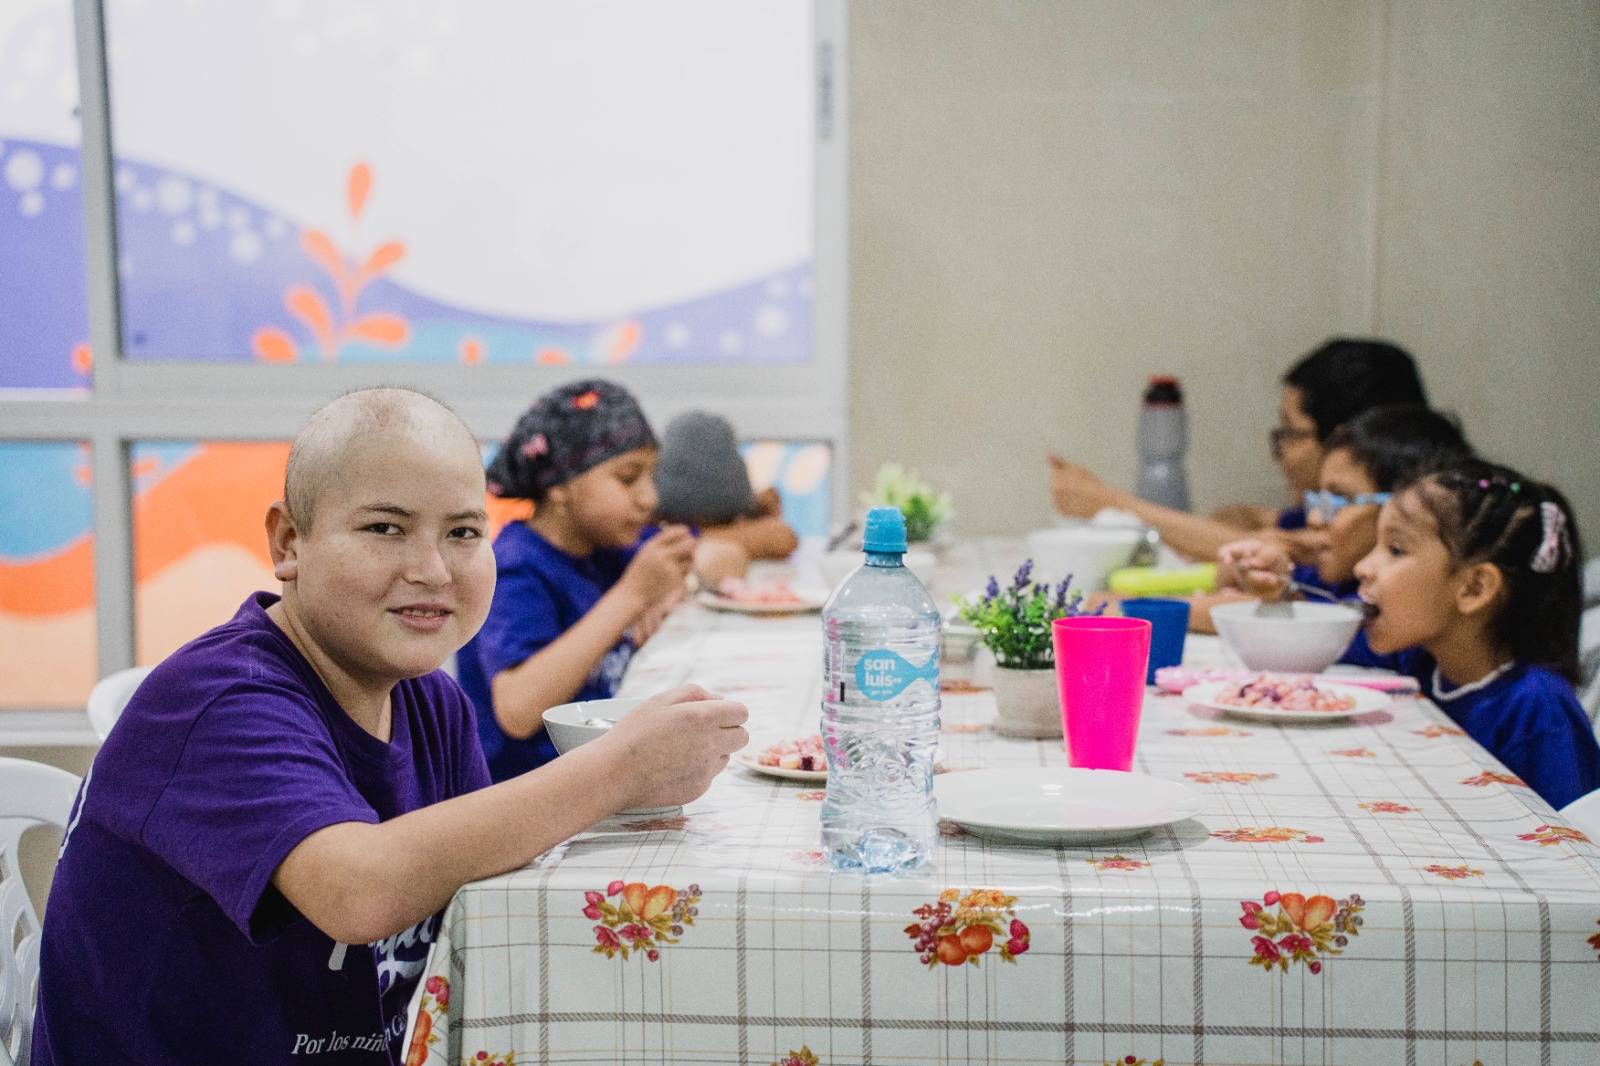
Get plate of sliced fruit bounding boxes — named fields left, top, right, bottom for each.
left=1182, top=675, right=1388, bottom=723
left=697, top=577, right=827, bottom=615
left=737, top=735, right=828, bottom=781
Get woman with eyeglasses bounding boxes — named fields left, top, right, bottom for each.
left=1218, top=404, right=1473, bottom=626
left=1048, top=337, right=1428, bottom=563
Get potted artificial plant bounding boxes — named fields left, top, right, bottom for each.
left=860, top=463, right=951, bottom=545
left=952, top=561, right=1102, bottom=738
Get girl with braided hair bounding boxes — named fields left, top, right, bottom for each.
left=1355, top=459, right=1600, bottom=808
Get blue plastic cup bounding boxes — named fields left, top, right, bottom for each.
left=1117, top=597, right=1190, bottom=684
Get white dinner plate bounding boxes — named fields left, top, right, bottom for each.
left=696, top=588, right=827, bottom=615
left=735, top=752, right=827, bottom=782
left=934, top=767, right=1204, bottom=846
left=1181, top=679, right=1389, bottom=723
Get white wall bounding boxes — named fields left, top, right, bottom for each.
left=847, top=0, right=1600, bottom=545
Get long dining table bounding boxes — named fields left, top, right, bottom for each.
left=404, top=541, right=1600, bottom=1066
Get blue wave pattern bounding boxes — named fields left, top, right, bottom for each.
left=0, top=442, right=91, bottom=560
left=0, top=140, right=91, bottom=389
left=106, top=153, right=812, bottom=366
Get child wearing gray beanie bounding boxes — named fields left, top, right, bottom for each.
left=655, top=411, right=799, bottom=562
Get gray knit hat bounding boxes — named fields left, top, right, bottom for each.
left=654, top=411, right=755, bottom=524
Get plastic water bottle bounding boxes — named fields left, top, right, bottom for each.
left=819, top=506, right=941, bottom=874
left=1135, top=375, right=1190, bottom=512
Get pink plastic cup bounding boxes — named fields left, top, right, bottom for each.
left=1050, top=616, right=1152, bottom=771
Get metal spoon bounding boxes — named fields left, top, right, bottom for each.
left=584, top=717, right=617, bottom=728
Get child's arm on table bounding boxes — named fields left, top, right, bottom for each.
left=701, top=488, right=800, bottom=561
left=491, top=525, right=696, bottom=740
left=1047, top=453, right=1238, bottom=562
left=272, top=684, right=748, bottom=945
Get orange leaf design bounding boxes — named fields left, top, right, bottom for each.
left=604, top=319, right=642, bottom=364
left=251, top=327, right=298, bottom=363
left=357, top=240, right=405, bottom=285
left=348, top=162, right=372, bottom=221
left=346, top=314, right=410, bottom=347
left=536, top=346, right=571, bottom=365
left=1280, top=893, right=1336, bottom=930
left=640, top=885, right=677, bottom=921
left=71, top=342, right=92, bottom=374
left=285, top=285, right=336, bottom=356
left=300, top=230, right=347, bottom=286
left=621, top=882, right=648, bottom=916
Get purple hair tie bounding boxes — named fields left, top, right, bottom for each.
left=1529, top=501, right=1568, bottom=574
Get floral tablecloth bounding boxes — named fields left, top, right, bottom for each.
left=405, top=568, right=1600, bottom=1066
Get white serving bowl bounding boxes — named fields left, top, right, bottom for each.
left=543, top=697, right=645, bottom=756
left=1210, top=601, right=1364, bottom=673
left=817, top=548, right=936, bottom=593
left=1024, top=525, right=1145, bottom=592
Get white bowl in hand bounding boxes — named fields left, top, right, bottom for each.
left=1210, top=601, right=1364, bottom=673
left=1024, top=525, right=1144, bottom=592
left=543, top=697, right=679, bottom=815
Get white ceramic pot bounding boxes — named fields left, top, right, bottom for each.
left=990, top=665, right=1063, bottom=739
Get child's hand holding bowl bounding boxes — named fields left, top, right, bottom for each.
left=602, top=683, right=750, bottom=810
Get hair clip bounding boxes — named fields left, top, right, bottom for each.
left=1529, top=501, right=1568, bottom=574
left=1509, top=481, right=1521, bottom=493
left=1477, top=478, right=1490, bottom=489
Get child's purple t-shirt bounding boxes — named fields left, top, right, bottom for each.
left=457, top=521, right=637, bottom=781
left=32, top=592, right=491, bottom=1065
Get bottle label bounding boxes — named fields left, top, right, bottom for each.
left=854, top=648, right=939, bottom=702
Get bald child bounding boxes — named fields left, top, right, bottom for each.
left=33, top=388, right=747, bottom=1065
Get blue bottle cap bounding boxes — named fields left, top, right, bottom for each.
left=862, top=506, right=907, bottom=554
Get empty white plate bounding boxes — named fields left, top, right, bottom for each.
left=934, top=767, right=1204, bottom=845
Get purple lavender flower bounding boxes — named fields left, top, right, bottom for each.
left=984, top=575, right=1000, bottom=602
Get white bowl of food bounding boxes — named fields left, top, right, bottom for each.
left=1209, top=601, right=1364, bottom=673
left=543, top=696, right=645, bottom=755
left=1024, top=525, right=1145, bottom=593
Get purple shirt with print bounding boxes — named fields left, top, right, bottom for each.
left=33, top=593, right=491, bottom=1065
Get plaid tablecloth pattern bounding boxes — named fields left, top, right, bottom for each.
left=404, top=585, right=1600, bottom=1066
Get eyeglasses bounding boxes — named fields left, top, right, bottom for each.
left=1268, top=425, right=1318, bottom=460
left=1303, top=489, right=1391, bottom=523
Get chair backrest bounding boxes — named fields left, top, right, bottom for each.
left=1559, top=788, right=1600, bottom=841
left=0, top=757, right=83, bottom=1066
left=86, top=665, right=155, bottom=742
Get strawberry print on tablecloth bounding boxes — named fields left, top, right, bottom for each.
left=1090, top=855, right=1151, bottom=871
left=1239, top=890, right=1363, bottom=975
left=587, top=880, right=701, bottom=962
left=1462, top=771, right=1527, bottom=787
left=1185, top=771, right=1277, bottom=785
left=1518, top=825, right=1591, bottom=847
left=1212, top=826, right=1325, bottom=844
left=773, top=1047, right=819, bottom=1066
left=906, top=888, right=1030, bottom=968
left=1358, top=801, right=1420, bottom=814
left=1414, top=723, right=1467, bottom=738
left=1422, top=864, right=1484, bottom=880
left=403, top=976, right=449, bottom=1066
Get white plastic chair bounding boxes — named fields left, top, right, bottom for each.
left=1559, top=788, right=1600, bottom=841
left=85, top=665, right=154, bottom=742
left=0, top=757, right=83, bottom=1066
